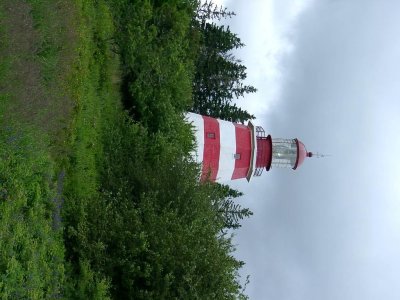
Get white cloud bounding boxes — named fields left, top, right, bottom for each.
left=216, top=0, right=315, bottom=119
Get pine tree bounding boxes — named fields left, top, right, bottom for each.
left=211, top=184, right=253, bottom=231
left=219, top=103, right=255, bottom=124
left=191, top=3, right=257, bottom=123
left=195, top=0, right=236, bottom=23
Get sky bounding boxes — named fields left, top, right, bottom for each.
left=211, top=1, right=400, bottom=299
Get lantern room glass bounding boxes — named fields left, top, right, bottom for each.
left=271, top=139, right=298, bottom=168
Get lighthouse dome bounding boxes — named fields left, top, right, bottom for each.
left=294, top=139, right=311, bottom=170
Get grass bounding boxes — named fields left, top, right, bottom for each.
left=27, top=0, right=78, bottom=159
left=0, top=125, right=65, bottom=298
left=61, top=0, right=123, bottom=225
left=58, top=0, right=121, bottom=297
left=0, top=0, right=115, bottom=297
left=0, top=2, right=65, bottom=297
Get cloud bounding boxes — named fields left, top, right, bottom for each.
left=228, top=1, right=400, bottom=299
left=216, top=0, right=315, bottom=118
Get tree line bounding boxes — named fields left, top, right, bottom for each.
left=117, top=0, right=256, bottom=125
left=70, top=0, right=257, bottom=298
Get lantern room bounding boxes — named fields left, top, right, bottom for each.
left=271, top=138, right=312, bottom=170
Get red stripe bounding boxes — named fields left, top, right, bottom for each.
left=232, top=124, right=252, bottom=180
left=201, top=116, right=220, bottom=181
left=255, top=136, right=273, bottom=170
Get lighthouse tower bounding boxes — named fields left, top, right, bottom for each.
left=187, top=112, right=313, bottom=182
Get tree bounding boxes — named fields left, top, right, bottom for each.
left=218, top=103, right=255, bottom=124
left=191, top=3, right=256, bottom=122
left=211, top=184, right=253, bottom=230
left=195, top=0, right=236, bottom=23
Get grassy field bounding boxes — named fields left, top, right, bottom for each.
left=0, top=0, right=115, bottom=297
left=0, top=1, right=70, bottom=298
left=0, top=0, right=250, bottom=298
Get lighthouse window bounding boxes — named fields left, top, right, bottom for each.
left=206, top=132, right=216, bottom=139
left=271, top=139, right=298, bottom=168
left=234, top=153, right=241, bottom=160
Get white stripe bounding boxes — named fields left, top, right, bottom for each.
left=216, top=120, right=236, bottom=182
left=250, top=124, right=257, bottom=181
left=186, top=113, right=204, bottom=164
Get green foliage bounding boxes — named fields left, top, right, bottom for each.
left=0, top=125, right=65, bottom=299
left=1, top=0, right=253, bottom=298
left=64, top=260, right=111, bottom=300
left=61, top=1, right=121, bottom=297
left=61, top=1, right=252, bottom=298
left=64, top=110, right=249, bottom=299
left=109, top=0, right=197, bottom=132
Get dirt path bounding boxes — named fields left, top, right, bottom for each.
left=0, top=1, right=45, bottom=125
left=0, top=0, right=76, bottom=137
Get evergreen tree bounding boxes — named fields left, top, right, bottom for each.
left=191, top=2, right=257, bottom=122
left=195, top=0, right=236, bottom=23
left=212, top=184, right=253, bottom=230
left=219, top=103, right=255, bottom=124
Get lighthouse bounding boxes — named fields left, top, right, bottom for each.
left=187, top=112, right=313, bottom=182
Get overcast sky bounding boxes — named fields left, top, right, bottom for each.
left=212, top=1, right=400, bottom=299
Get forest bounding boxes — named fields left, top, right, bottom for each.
left=0, top=0, right=256, bottom=298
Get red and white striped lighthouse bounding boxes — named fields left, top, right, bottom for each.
left=187, top=112, right=313, bottom=182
